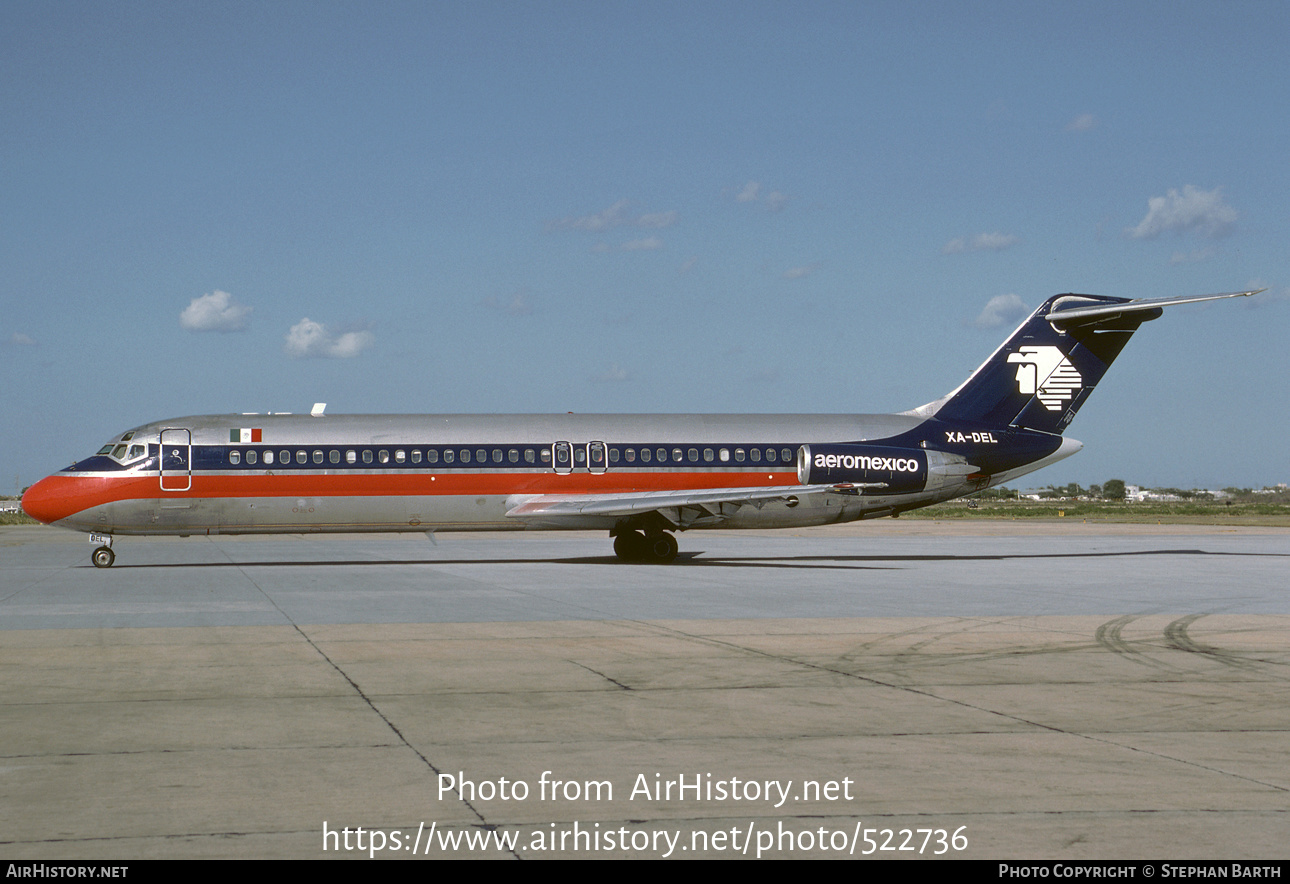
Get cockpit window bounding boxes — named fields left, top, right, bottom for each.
left=97, top=434, right=151, bottom=464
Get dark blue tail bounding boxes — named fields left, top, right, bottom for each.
left=928, top=294, right=1150, bottom=435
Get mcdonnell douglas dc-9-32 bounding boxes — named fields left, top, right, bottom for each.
left=21, top=290, right=1260, bottom=567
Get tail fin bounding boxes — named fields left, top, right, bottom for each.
left=912, top=290, right=1260, bottom=435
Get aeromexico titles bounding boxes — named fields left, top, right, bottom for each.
left=21, top=290, right=1260, bottom=566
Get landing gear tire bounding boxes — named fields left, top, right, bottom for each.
left=613, top=530, right=677, bottom=563
left=645, top=532, right=679, bottom=564
left=92, top=546, right=115, bottom=569
left=614, top=530, right=648, bottom=562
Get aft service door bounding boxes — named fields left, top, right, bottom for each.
left=159, top=428, right=191, bottom=491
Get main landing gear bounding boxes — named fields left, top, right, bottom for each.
left=92, top=546, right=116, bottom=568
left=612, top=530, right=679, bottom=564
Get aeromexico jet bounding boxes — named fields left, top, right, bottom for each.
left=22, top=290, right=1259, bottom=567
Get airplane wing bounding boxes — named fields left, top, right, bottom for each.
left=1046, top=289, right=1262, bottom=328
left=505, top=484, right=865, bottom=530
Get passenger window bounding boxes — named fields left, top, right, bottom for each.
left=734, top=448, right=745, bottom=463
left=346, top=450, right=357, bottom=464
left=379, top=450, right=390, bottom=464
left=444, top=449, right=455, bottom=464
left=703, top=448, right=714, bottom=462
left=476, top=448, right=487, bottom=463
left=395, top=450, right=406, bottom=463
left=280, top=450, right=291, bottom=464
left=247, top=449, right=258, bottom=465
left=264, top=450, right=275, bottom=465
left=719, top=448, right=729, bottom=462
left=781, top=448, right=792, bottom=463
left=362, top=450, right=373, bottom=464
left=492, top=449, right=502, bottom=463
left=672, top=448, right=683, bottom=462
left=460, top=449, right=471, bottom=464
left=330, top=450, right=341, bottom=464
left=751, top=448, right=761, bottom=462
left=624, top=448, right=635, bottom=463
left=524, top=449, right=535, bottom=464
left=296, top=450, right=308, bottom=464
left=313, top=450, right=324, bottom=464
left=687, top=448, right=699, bottom=462
left=411, top=450, right=421, bottom=464
left=508, top=449, right=519, bottom=463
left=574, top=448, right=586, bottom=465
left=229, top=450, right=241, bottom=465
left=639, top=448, right=650, bottom=463
left=657, top=448, right=667, bottom=462
left=427, top=449, right=439, bottom=464
left=540, top=449, right=551, bottom=463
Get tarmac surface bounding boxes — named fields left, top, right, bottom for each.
left=2, top=521, right=1288, bottom=859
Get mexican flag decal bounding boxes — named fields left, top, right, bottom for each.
left=230, top=428, right=262, bottom=443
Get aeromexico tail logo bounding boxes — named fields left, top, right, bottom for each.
left=1007, top=346, right=1082, bottom=411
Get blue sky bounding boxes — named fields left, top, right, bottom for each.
left=3, top=0, right=1287, bottom=493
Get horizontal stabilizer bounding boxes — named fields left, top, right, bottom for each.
left=1046, top=289, right=1262, bottom=329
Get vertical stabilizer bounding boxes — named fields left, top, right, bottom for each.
left=922, top=294, right=1145, bottom=434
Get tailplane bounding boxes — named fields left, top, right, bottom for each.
left=910, top=290, right=1260, bottom=435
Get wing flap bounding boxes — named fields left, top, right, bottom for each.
left=505, top=484, right=850, bottom=528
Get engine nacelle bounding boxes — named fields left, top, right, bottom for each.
left=796, top=443, right=929, bottom=493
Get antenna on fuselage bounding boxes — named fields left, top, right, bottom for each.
left=311, top=403, right=327, bottom=417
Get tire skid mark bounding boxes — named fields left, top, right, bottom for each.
left=1164, top=614, right=1264, bottom=674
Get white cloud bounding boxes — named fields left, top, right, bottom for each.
left=782, top=263, right=818, bottom=280
left=284, top=318, right=374, bottom=359
left=621, top=237, right=664, bottom=251
left=592, top=362, right=630, bottom=383
left=547, top=200, right=677, bottom=233
left=733, top=181, right=790, bottom=212
left=8, top=332, right=36, bottom=346
left=1127, top=185, right=1237, bottom=240
left=483, top=291, right=535, bottom=315
left=971, top=294, right=1028, bottom=329
left=942, top=232, right=1019, bottom=254
left=180, top=290, right=252, bottom=332
left=637, top=211, right=678, bottom=229
left=1065, top=113, right=1098, bottom=132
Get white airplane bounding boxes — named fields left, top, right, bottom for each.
left=21, top=290, right=1260, bottom=567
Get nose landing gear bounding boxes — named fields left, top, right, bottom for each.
left=92, top=546, right=116, bottom=568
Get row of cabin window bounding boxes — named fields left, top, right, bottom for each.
left=224, top=445, right=795, bottom=467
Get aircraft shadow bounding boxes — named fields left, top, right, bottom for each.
left=90, top=548, right=1284, bottom=572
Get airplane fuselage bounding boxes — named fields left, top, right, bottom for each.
left=23, top=411, right=1071, bottom=538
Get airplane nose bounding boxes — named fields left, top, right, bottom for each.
left=21, top=475, right=80, bottom=525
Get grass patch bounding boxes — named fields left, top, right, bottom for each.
left=904, top=497, right=1290, bottom=526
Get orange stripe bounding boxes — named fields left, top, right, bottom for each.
left=33, top=471, right=799, bottom=516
